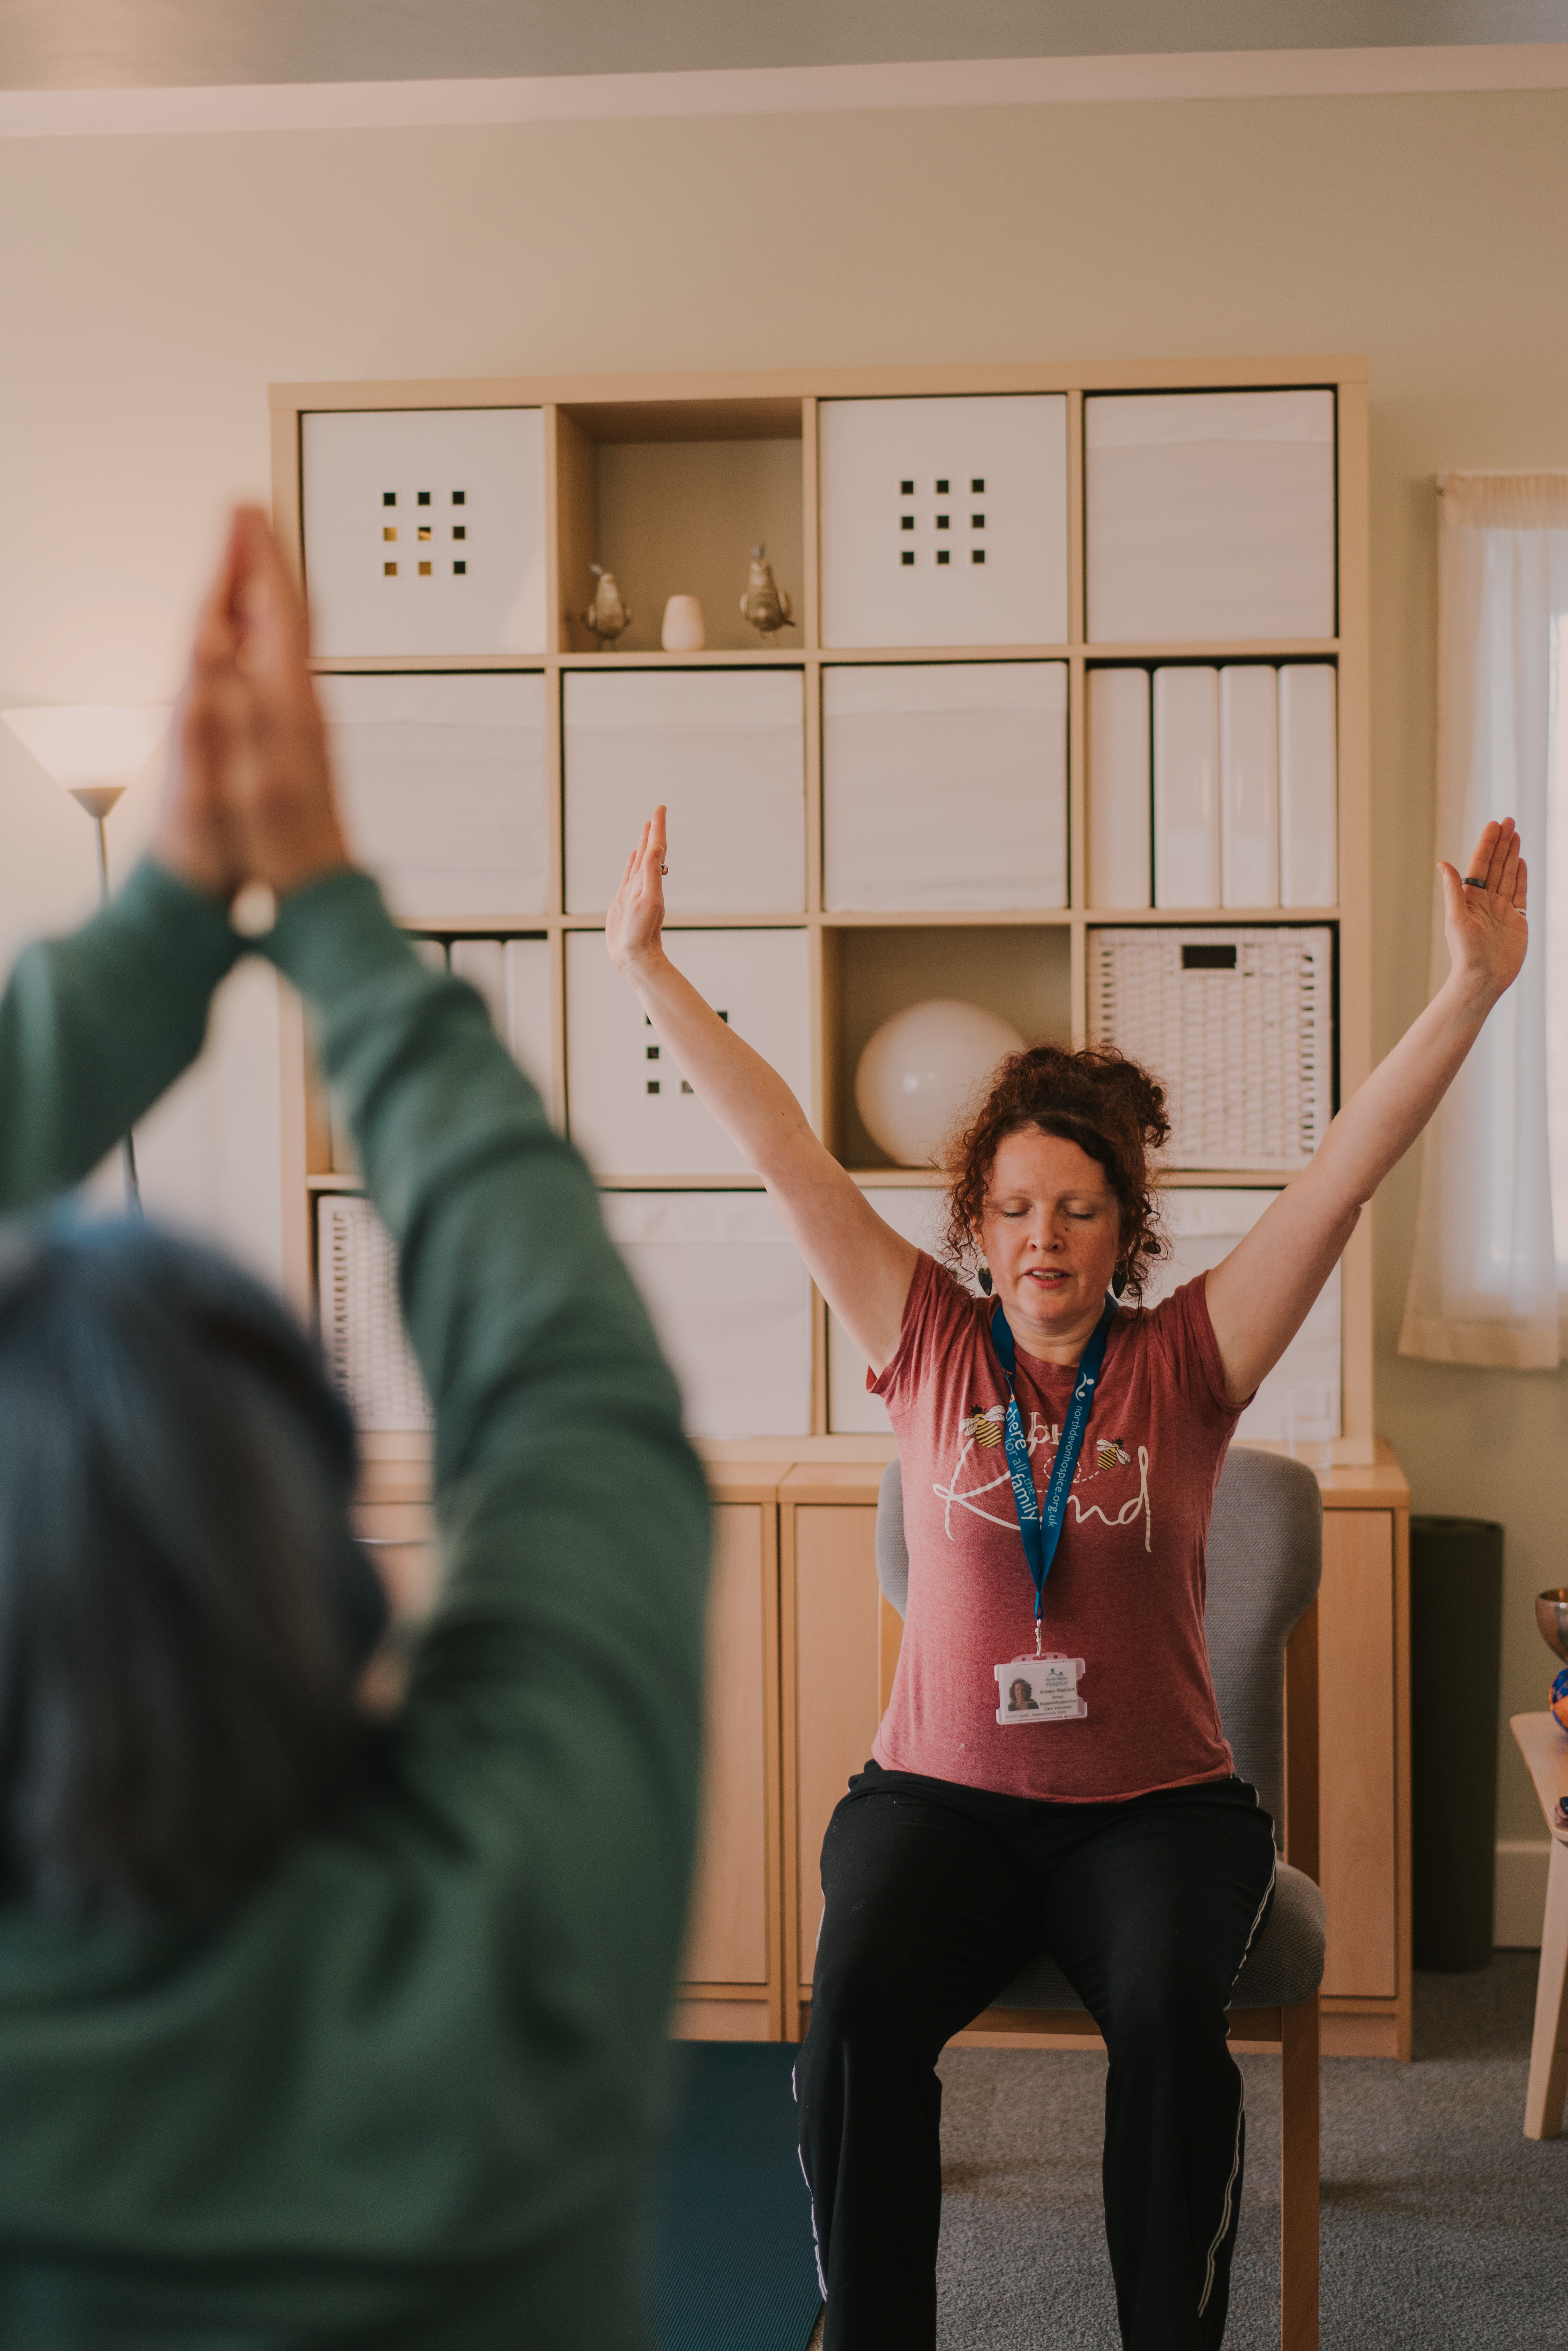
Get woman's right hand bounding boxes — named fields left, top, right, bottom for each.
left=605, top=804, right=669, bottom=978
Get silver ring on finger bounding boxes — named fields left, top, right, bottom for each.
left=1463, top=876, right=1488, bottom=888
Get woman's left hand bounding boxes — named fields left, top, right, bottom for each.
left=1439, top=817, right=1528, bottom=1006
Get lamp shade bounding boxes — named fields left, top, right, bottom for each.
left=2, top=704, right=170, bottom=791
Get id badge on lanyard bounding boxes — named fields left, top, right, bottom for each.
left=990, top=1296, right=1115, bottom=1729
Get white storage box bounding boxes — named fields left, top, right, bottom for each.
left=1143, top=1189, right=1341, bottom=1442
left=302, top=407, right=546, bottom=657
left=446, top=934, right=554, bottom=1103
left=1220, top=666, right=1281, bottom=908
left=1279, top=665, right=1339, bottom=907
left=1087, top=926, right=1334, bottom=1171
left=822, top=664, right=1067, bottom=911
left=827, top=1186, right=969, bottom=1434
left=1085, top=390, right=1336, bottom=644
left=819, top=396, right=1069, bottom=648
left=1087, top=668, right=1152, bottom=909
left=564, top=669, right=805, bottom=915
left=566, top=927, right=812, bottom=1177
left=1153, top=668, right=1220, bottom=908
left=600, top=1192, right=813, bottom=1438
left=317, top=673, right=548, bottom=920
left=317, top=1195, right=432, bottom=1434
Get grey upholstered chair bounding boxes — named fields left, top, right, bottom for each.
left=871, top=1446, right=1326, bottom=2351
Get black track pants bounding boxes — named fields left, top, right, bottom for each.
left=795, top=1763, right=1277, bottom=2351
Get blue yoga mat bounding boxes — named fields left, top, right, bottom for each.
left=648, top=2041, right=822, bottom=2351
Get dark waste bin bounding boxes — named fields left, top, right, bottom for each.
left=1410, top=1515, right=1504, bottom=1972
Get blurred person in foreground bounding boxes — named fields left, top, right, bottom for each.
left=0, top=508, right=711, bottom=2347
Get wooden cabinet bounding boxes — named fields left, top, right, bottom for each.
left=674, top=1446, right=1413, bottom=2058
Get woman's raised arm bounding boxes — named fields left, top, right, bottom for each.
left=1205, top=818, right=1529, bottom=1403
left=606, top=806, right=917, bottom=1373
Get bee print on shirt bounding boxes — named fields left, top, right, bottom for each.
left=936, top=1407, right=1152, bottom=1553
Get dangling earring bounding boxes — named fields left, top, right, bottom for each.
left=977, top=1262, right=993, bottom=1295
left=1112, top=1261, right=1128, bottom=1300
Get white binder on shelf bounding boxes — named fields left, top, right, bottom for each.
left=566, top=928, right=811, bottom=1178
left=1087, top=668, right=1152, bottom=908
left=1219, top=666, right=1280, bottom=908
left=1143, top=1190, right=1341, bottom=1442
left=818, top=395, right=1069, bottom=648
left=1088, top=926, right=1333, bottom=1171
left=317, top=672, right=548, bottom=921
left=827, top=1187, right=971, bottom=1434
left=317, top=1195, right=432, bottom=1434
left=563, top=669, right=805, bottom=915
left=1279, top=665, right=1339, bottom=907
left=822, top=663, right=1067, bottom=911
left=1153, top=668, right=1220, bottom=908
left=1085, top=389, right=1336, bottom=644
left=599, top=1191, right=813, bottom=1438
left=301, top=406, right=546, bottom=658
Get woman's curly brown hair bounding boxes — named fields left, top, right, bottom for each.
left=942, top=1044, right=1171, bottom=1301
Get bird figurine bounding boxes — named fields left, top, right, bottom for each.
left=582, top=563, right=631, bottom=649
left=739, top=544, right=794, bottom=641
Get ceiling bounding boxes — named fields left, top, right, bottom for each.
left=3, top=0, right=1567, bottom=92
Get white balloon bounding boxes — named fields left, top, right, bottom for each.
left=854, top=998, right=1026, bottom=1166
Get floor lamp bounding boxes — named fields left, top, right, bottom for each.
left=1, top=703, right=171, bottom=1213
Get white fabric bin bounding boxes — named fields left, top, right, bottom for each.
left=1143, top=1189, right=1341, bottom=1442
left=317, top=673, right=548, bottom=921
left=1088, top=925, right=1334, bottom=1172
left=600, top=1191, right=813, bottom=1438
left=302, top=407, right=546, bottom=657
left=1153, top=668, right=1220, bottom=908
left=564, top=669, right=805, bottom=915
left=1220, top=666, right=1281, bottom=908
left=1085, top=390, right=1336, bottom=644
left=823, top=664, right=1066, bottom=910
left=827, top=1187, right=971, bottom=1434
left=819, top=396, right=1068, bottom=648
left=566, top=927, right=812, bottom=1177
left=316, top=1195, right=432, bottom=1433
left=1087, top=667, right=1152, bottom=909
left=1279, top=665, right=1340, bottom=907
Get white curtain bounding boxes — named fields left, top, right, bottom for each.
left=1399, top=474, right=1568, bottom=1368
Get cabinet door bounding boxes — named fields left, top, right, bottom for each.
left=680, top=1502, right=776, bottom=1988
left=789, top=1505, right=884, bottom=1991
left=1319, top=1509, right=1398, bottom=1997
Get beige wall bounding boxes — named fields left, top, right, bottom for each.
left=2, top=88, right=1566, bottom=1839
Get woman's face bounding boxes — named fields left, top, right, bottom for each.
left=976, top=1126, right=1122, bottom=1358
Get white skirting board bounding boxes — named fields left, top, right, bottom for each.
left=317, top=671, right=548, bottom=920
left=1084, top=388, right=1336, bottom=644
left=822, top=662, right=1067, bottom=911
left=563, top=667, right=806, bottom=915
left=1495, top=1839, right=1552, bottom=1947
left=599, top=1191, right=814, bottom=1438
left=1086, top=667, right=1152, bottom=909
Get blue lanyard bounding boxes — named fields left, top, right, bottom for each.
left=990, top=1297, right=1117, bottom=1626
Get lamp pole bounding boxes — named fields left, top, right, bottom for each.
left=68, top=781, right=140, bottom=1211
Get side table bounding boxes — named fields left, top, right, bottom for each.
left=1509, top=1712, right=1568, bottom=2139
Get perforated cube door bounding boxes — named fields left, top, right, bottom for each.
left=1141, top=1190, right=1341, bottom=1441
left=317, top=673, right=548, bottom=920
left=564, top=669, right=806, bottom=914
left=302, top=408, right=547, bottom=657
left=819, top=396, right=1069, bottom=648
left=566, top=928, right=812, bottom=1177
left=600, top=1192, right=813, bottom=1438
left=823, top=663, right=1067, bottom=911
left=1085, top=390, right=1336, bottom=644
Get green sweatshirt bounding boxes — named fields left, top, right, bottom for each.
left=0, top=861, right=711, bottom=2347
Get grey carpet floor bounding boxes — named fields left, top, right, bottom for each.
left=933, top=1954, right=1568, bottom=2349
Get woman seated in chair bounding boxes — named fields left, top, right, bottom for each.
left=605, top=804, right=1526, bottom=2351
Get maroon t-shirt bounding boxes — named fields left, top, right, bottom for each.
left=871, top=1252, right=1244, bottom=1803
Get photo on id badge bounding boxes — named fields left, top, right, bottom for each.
left=994, top=1655, right=1087, bottom=1725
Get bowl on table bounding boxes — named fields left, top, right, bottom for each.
left=1538, top=1591, right=1568, bottom=1732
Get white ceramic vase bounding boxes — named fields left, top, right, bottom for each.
left=661, top=594, right=707, bottom=652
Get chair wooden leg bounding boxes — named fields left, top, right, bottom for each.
left=1279, top=1994, right=1320, bottom=2351
left=1524, top=1841, right=1568, bottom=2140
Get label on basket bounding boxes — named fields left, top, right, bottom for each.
left=994, top=1655, right=1086, bottom=1725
